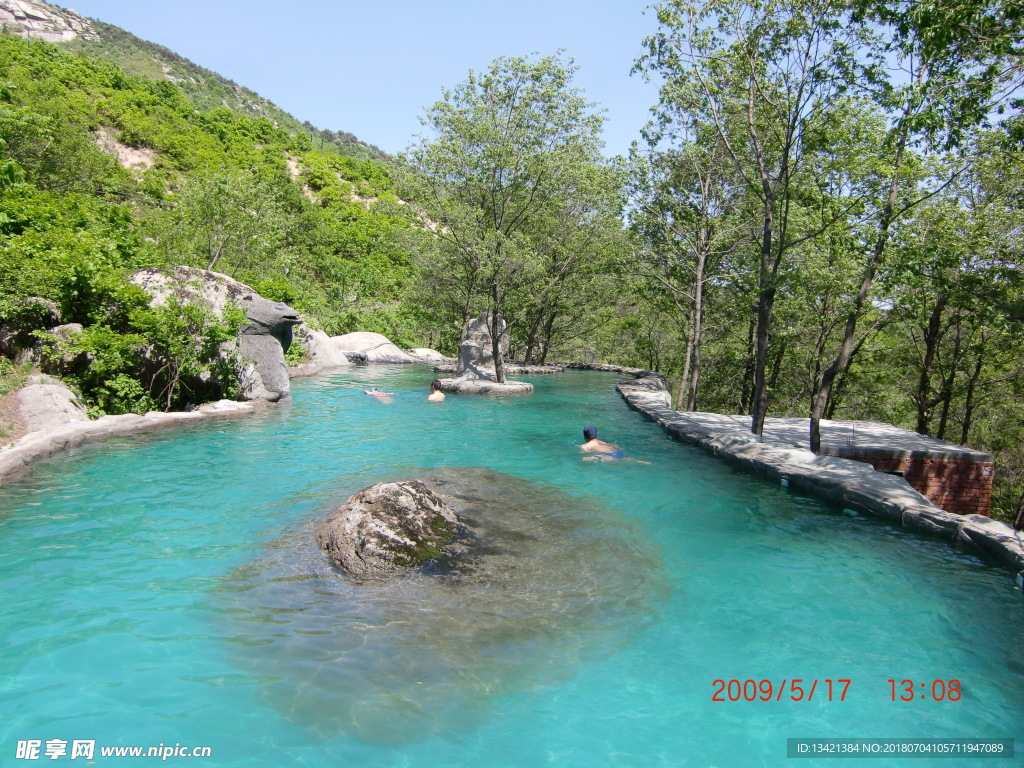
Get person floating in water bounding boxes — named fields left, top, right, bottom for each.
left=364, top=387, right=395, bottom=402
left=428, top=379, right=446, bottom=402
left=579, top=425, right=648, bottom=463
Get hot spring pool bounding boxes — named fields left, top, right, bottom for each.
left=1, top=368, right=1021, bottom=767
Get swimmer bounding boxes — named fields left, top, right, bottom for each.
left=579, top=425, right=649, bottom=463
left=364, top=387, right=395, bottom=401
left=428, top=379, right=446, bottom=402
left=580, top=425, right=622, bottom=456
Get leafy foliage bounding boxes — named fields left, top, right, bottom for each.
left=404, top=52, right=623, bottom=377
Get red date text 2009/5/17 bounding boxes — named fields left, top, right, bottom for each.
left=711, top=679, right=851, bottom=702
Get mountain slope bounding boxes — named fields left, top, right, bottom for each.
left=0, top=0, right=385, bottom=159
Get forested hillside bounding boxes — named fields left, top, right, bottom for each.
left=59, top=19, right=387, bottom=161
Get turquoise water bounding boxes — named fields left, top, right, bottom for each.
left=1, top=367, right=1022, bottom=767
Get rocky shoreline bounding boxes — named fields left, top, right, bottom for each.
left=0, top=398, right=267, bottom=484
left=615, top=370, right=1024, bottom=582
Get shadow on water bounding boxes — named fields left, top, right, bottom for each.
left=213, top=467, right=668, bottom=746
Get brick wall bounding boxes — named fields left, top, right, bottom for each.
left=843, top=455, right=994, bottom=517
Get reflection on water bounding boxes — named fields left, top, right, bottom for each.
left=216, top=467, right=667, bottom=745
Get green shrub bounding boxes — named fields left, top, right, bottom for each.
left=0, top=357, right=32, bottom=396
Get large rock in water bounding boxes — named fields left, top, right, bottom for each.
left=316, top=480, right=461, bottom=578
left=440, top=313, right=532, bottom=394
left=215, top=467, right=666, bottom=745
left=131, top=266, right=301, bottom=402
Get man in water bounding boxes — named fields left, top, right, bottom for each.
left=579, top=425, right=625, bottom=459
left=428, top=379, right=446, bottom=402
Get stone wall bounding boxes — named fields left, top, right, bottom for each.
left=0, top=400, right=265, bottom=485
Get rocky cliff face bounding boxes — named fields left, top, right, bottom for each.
left=0, top=0, right=98, bottom=42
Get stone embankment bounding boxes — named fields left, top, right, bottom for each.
left=0, top=398, right=266, bottom=485
left=615, top=370, right=1024, bottom=581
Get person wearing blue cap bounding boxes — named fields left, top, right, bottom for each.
left=580, top=425, right=626, bottom=459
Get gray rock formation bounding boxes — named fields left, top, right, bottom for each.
left=456, top=313, right=507, bottom=378
left=286, top=324, right=353, bottom=377
left=407, top=347, right=446, bottom=361
left=0, top=1, right=98, bottom=42
left=438, top=377, right=534, bottom=395
left=316, top=480, right=461, bottom=578
left=332, top=332, right=416, bottom=364
left=14, top=376, right=87, bottom=434
left=438, top=314, right=533, bottom=395
left=131, top=266, right=301, bottom=402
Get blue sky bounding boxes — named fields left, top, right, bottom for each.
left=64, top=0, right=663, bottom=158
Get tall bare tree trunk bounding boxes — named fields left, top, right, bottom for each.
left=686, top=247, right=707, bottom=411
left=488, top=284, right=506, bottom=384
left=960, top=336, right=985, bottom=445
left=523, top=311, right=544, bottom=364
left=914, top=293, right=949, bottom=435
left=740, top=312, right=757, bottom=415
left=935, top=318, right=962, bottom=440
left=747, top=182, right=777, bottom=429
left=538, top=312, right=557, bottom=365
left=810, top=125, right=909, bottom=453
left=678, top=304, right=695, bottom=411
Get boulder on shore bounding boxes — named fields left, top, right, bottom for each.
left=332, top=332, right=416, bottom=364
left=132, top=266, right=301, bottom=402
left=316, top=480, right=462, bottom=579
left=287, top=324, right=354, bottom=377
left=15, top=376, right=87, bottom=434
left=407, top=347, right=446, bottom=361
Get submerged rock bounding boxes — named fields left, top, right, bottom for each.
left=316, top=480, right=461, bottom=578
left=216, top=467, right=666, bottom=745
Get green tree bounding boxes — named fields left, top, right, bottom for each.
left=147, top=168, right=289, bottom=276
left=638, top=0, right=870, bottom=434
left=809, top=0, right=1024, bottom=453
left=627, top=123, right=747, bottom=410
left=403, top=52, right=611, bottom=382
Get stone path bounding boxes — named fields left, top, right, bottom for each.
left=614, top=371, right=1024, bottom=582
